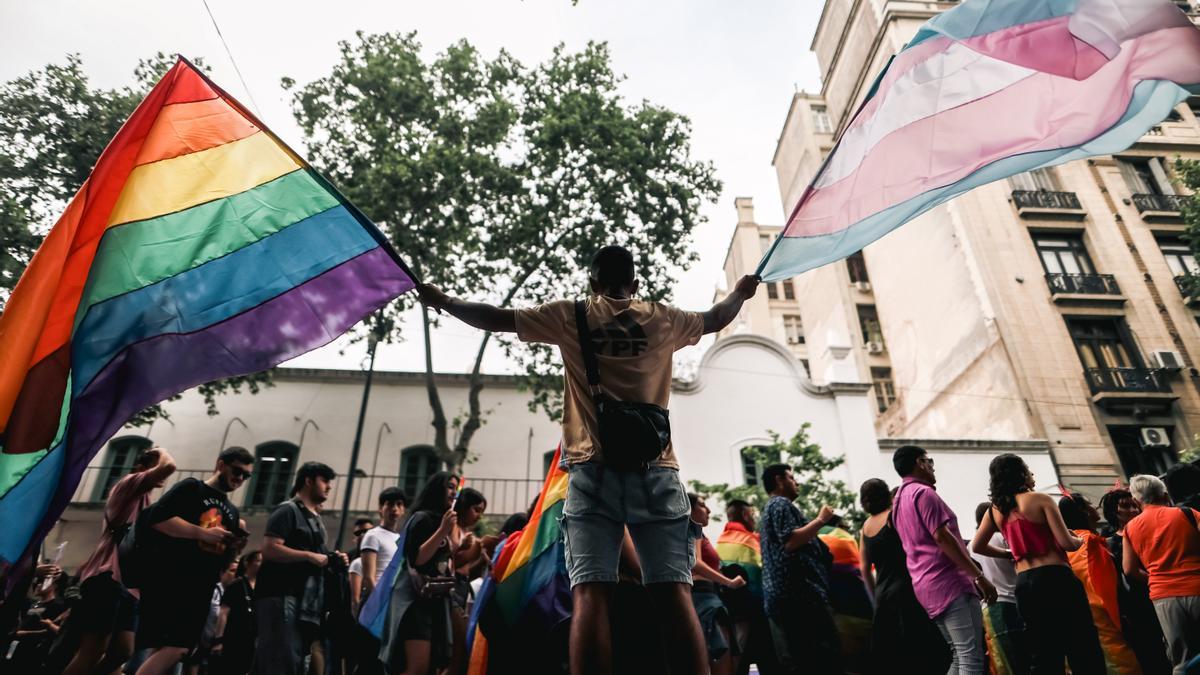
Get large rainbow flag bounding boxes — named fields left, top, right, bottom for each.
left=0, top=58, right=415, bottom=570
left=757, top=0, right=1200, bottom=280
left=715, top=520, right=763, bottom=596
left=468, top=445, right=571, bottom=675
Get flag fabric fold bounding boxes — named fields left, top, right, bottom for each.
left=757, top=0, right=1200, bottom=281
left=0, top=57, right=416, bottom=573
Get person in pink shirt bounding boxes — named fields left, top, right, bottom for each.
left=890, top=445, right=996, bottom=675
left=63, top=446, right=175, bottom=675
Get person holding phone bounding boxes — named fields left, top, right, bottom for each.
left=133, top=447, right=252, bottom=675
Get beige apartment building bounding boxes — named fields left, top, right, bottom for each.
left=719, top=0, right=1200, bottom=496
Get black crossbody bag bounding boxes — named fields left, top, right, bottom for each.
left=574, top=300, right=671, bottom=472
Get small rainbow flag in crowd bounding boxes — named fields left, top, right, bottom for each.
left=468, top=445, right=571, bottom=675
left=0, top=58, right=415, bottom=572
left=757, top=0, right=1200, bottom=280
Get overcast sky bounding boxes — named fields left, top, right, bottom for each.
left=1, top=0, right=823, bottom=374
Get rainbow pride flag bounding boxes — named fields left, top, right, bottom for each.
left=468, top=445, right=571, bottom=675
left=0, top=58, right=415, bottom=570
left=757, top=0, right=1200, bottom=280
left=715, top=521, right=762, bottom=596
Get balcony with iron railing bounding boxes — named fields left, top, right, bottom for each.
left=1174, top=275, right=1199, bottom=305
left=1012, top=190, right=1086, bottom=219
left=1083, top=366, right=1176, bottom=412
left=1045, top=273, right=1125, bottom=306
left=1132, top=194, right=1188, bottom=219
left=70, top=466, right=544, bottom=518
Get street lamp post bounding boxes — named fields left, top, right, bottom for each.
left=218, top=417, right=248, bottom=455
left=371, top=422, right=393, bottom=479
left=336, top=320, right=382, bottom=548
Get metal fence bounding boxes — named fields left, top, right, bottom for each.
left=1132, top=194, right=1187, bottom=214
left=1011, top=189, right=1083, bottom=211
left=1083, top=367, right=1172, bottom=395
left=1045, top=273, right=1121, bottom=296
left=70, top=466, right=544, bottom=518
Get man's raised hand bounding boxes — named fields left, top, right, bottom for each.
left=417, top=283, right=451, bottom=312
left=734, top=274, right=760, bottom=299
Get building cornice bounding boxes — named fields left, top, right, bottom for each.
left=674, top=333, right=865, bottom=398
left=876, top=438, right=1052, bottom=454
left=274, top=367, right=526, bottom=388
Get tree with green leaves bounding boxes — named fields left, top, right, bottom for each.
left=285, top=32, right=720, bottom=471
left=0, top=53, right=271, bottom=425
left=689, top=423, right=865, bottom=531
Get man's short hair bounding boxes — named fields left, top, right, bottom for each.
left=761, top=463, right=792, bottom=493
left=354, top=517, right=374, bottom=528
left=291, top=461, right=336, bottom=496
left=892, top=445, right=926, bottom=477
left=218, top=446, right=254, bottom=467
left=1129, top=474, right=1169, bottom=505
left=726, top=499, right=752, bottom=524
left=590, top=245, right=636, bottom=291
left=378, top=487, right=408, bottom=507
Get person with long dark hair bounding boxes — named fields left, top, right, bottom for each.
left=447, top=487, right=489, bottom=675
left=686, top=493, right=744, bottom=675
left=971, top=454, right=1104, bottom=673
left=858, top=479, right=949, bottom=674
left=378, top=471, right=459, bottom=675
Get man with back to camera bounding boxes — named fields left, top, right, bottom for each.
left=417, top=244, right=758, bottom=675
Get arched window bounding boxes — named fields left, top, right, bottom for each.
left=400, top=445, right=440, bottom=498
left=94, top=436, right=153, bottom=501
left=740, top=445, right=779, bottom=488
left=248, top=441, right=299, bottom=507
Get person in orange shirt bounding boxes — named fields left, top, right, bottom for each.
left=1123, top=474, right=1200, bottom=674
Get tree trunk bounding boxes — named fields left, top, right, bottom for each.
left=422, top=305, right=453, bottom=466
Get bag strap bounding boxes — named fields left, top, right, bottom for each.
left=574, top=300, right=602, bottom=396
left=1181, top=506, right=1198, bottom=532
left=287, top=500, right=329, bottom=555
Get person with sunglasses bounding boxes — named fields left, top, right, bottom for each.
left=133, top=447, right=253, bottom=675
left=890, top=445, right=996, bottom=675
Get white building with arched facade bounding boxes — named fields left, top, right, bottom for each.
left=48, top=333, right=1052, bottom=572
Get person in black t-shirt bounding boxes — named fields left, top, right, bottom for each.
left=253, top=461, right=349, bottom=675
left=134, top=447, right=252, bottom=675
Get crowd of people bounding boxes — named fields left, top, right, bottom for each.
left=3, top=244, right=1200, bottom=675
left=0, top=450, right=500, bottom=675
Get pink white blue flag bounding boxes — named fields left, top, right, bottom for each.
left=757, top=0, right=1200, bottom=280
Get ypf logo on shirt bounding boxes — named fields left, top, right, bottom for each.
left=588, top=314, right=649, bottom=357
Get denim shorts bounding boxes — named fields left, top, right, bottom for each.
left=561, top=462, right=696, bottom=587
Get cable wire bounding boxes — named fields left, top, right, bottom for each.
left=200, top=0, right=261, bottom=116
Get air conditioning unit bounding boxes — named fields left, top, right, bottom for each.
left=866, top=341, right=885, bottom=354
left=786, top=337, right=801, bottom=344
left=1150, top=350, right=1185, bottom=371
left=1140, top=427, right=1170, bottom=449
left=854, top=281, right=873, bottom=292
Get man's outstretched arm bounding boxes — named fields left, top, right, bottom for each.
left=417, top=284, right=518, bottom=333
left=702, top=275, right=760, bottom=334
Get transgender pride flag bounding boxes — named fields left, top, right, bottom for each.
left=0, top=59, right=415, bottom=572
left=757, top=0, right=1200, bottom=280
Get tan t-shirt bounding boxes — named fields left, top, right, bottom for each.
left=515, top=295, right=704, bottom=469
